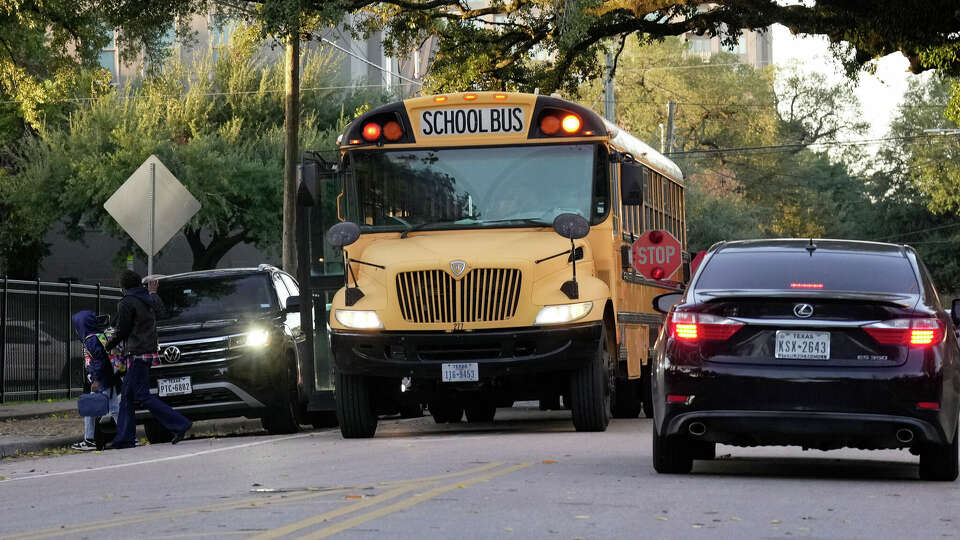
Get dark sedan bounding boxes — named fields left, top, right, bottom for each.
left=651, top=239, right=960, bottom=481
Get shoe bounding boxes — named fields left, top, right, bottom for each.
left=71, top=439, right=97, bottom=451
left=170, top=423, right=191, bottom=445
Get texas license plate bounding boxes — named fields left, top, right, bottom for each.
left=441, top=363, right=479, bottom=382
left=158, top=376, right=192, bottom=397
left=775, top=331, right=830, bottom=360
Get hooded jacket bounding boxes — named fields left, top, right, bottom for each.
left=104, top=286, right=167, bottom=355
left=71, top=310, right=117, bottom=388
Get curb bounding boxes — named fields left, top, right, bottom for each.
left=1, top=410, right=78, bottom=422
left=0, top=418, right=265, bottom=459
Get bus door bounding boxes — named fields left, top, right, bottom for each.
left=296, top=158, right=345, bottom=410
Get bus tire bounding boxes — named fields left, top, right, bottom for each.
left=641, top=362, right=654, bottom=419
left=399, top=401, right=424, bottom=418
left=336, top=371, right=378, bottom=438
left=569, top=326, right=611, bottom=432
left=610, top=378, right=642, bottom=419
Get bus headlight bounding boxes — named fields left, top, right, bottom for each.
left=335, top=310, right=383, bottom=329
left=534, top=301, right=593, bottom=325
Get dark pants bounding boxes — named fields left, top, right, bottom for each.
left=113, top=358, right=191, bottom=447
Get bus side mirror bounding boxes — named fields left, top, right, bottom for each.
left=620, top=162, right=646, bottom=206
left=326, top=222, right=360, bottom=248
left=552, top=213, right=589, bottom=300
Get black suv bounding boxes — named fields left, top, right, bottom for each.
left=651, top=239, right=960, bottom=480
left=137, top=265, right=318, bottom=442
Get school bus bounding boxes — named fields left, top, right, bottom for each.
left=296, top=92, right=686, bottom=438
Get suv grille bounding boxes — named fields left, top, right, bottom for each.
left=396, top=268, right=522, bottom=324
left=156, top=335, right=244, bottom=367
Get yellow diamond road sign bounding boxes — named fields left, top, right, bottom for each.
left=104, top=155, right=201, bottom=256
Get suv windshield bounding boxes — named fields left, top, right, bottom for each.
left=346, top=144, right=606, bottom=233
left=157, top=274, right=275, bottom=323
left=695, top=251, right=921, bottom=294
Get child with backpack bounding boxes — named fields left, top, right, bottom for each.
left=71, top=310, right=123, bottom=451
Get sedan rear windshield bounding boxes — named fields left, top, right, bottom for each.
left=695, top=251, right=920, bottom=294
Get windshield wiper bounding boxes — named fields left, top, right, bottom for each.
left=400, top=220, right=462, bottom=238
left=478, top=218, right=552, bottom=227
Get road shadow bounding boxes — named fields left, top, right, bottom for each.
left=693, top=454, right=920, bottom=481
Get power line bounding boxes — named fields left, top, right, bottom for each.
left=877, top=222, right=960, bottom=241
left=317, top=36, right=423, bottom=88
left=618, top=62, right=747, bottom=72
left=666, top=133, right=960, bottom=157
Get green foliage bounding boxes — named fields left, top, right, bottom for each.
left=0, top=29, right=388, bottom=275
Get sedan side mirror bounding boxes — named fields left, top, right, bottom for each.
left=952, top=299, right=960, bottom=326
left=653, top=292, right=683, bottom=314
left=285, top=295, right=302, bottom=314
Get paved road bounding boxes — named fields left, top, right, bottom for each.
left=0, top=405, right=957, bottom=539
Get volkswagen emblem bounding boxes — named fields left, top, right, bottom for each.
left=449, top=260, right=467, bottom=278
left=793, top=303, right=814, bottom=318
left=163, top=345, right=182, bottom=363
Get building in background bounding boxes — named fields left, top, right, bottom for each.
left=683, top=29, right=773, bottom=68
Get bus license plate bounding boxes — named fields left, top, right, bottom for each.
left=775, top=331, right=830, bottom=360
left=158, top=376, right=192, bottom=397
left=441, top=363, right=479, bottom=382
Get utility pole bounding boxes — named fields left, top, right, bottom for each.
left=282, top=30, right=300, bottom=276
left=665, top=101, right=676, bottom=154
left=603, top=52, right=615, bottom=122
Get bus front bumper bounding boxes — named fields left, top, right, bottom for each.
left=331, top=322, right=602, bottom=379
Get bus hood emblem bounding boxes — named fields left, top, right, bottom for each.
left=449, top=260, right=467, bottom=278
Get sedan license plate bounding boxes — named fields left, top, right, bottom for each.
left=775, top=330, right=830, bottom=360
left=441, top=363, right=479, bottom=382
left=158, top=376, right=192, bottom=397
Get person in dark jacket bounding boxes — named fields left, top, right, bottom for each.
left=107, top=270, right=192, bottom=448
left=70, top=310, right=121, bottom=451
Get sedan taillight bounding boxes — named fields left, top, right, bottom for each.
left=862, top=318, right=945, bottom=347
left=668, top=312, right=744, bottom=342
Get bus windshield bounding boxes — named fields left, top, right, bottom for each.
left=345, top=144, right=604, bottom=233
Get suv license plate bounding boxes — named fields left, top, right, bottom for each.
left=441, top=363, right=479, bottom=382
left=158, top=376, right=192, bottom=397
left=775, top=331, right=830, bottom=360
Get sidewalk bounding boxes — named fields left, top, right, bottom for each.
left=0, top=400, right=263, bottom=458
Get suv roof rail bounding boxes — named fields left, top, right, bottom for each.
left=257, top=263, right=279, bottom=272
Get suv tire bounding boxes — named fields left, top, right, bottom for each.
left=919, top=424, right=959, bottom=481
left=144, top=419, right=173, bottom=444
left=652, top=422, right=693, bottom=474
left=336, top=371, right=378, bottom=438
left=569, top=326, right=611, bottom=432
left=261, top=360, right=301, bottom=435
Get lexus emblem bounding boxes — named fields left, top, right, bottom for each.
left=449, top=260, right=467, bottom=277
left=793, top=303, right=814, bottom=318
left=163, top=345, right=181, bottom=363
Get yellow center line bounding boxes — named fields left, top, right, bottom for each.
left=250, top=462, right=506, bottom=540
left=297, top=462, right=534, bottom=540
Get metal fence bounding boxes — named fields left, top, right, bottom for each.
left=0, top=277, right=123, bottom=402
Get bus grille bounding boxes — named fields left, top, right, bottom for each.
left=396, top=268, right=522, bottom=323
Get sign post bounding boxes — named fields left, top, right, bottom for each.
left=630, top=230, right=683, bottom=281
left=104, top=155, right=201, bottom=274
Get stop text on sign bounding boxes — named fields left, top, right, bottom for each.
left=633, top=245, right=676, bottom=265
left=631, top=229, right=683, bottom=281
left=420, top=107, right=525, bottom=136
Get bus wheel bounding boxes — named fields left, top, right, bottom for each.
left=429, top=399, right=463, bottom=423
left=399, top=401, right=424, bottom=418
left=610, top=378, right=642, bottom=419
left=569, top=326, right=611, bottom=432
left=464, top=399, right=496, bottom=423
left=336, top=371, right=378, bottom=438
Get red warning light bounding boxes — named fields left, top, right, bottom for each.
left=362, top=123, right=381, bottom=141
left=540, top=115, right=560, bottom=135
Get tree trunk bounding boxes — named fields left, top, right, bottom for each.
left=281, top=32, right=300, bottom=276
left=184, top=228, right=248, bottom=270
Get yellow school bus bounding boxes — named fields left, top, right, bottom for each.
left=308, top=92, right=685, bottom=438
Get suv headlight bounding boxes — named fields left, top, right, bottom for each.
left=245, top=329, right=270, bottom=347
left=335, top=310, right=383, bottom=329
left=534, top=301, right=593, bottom=325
